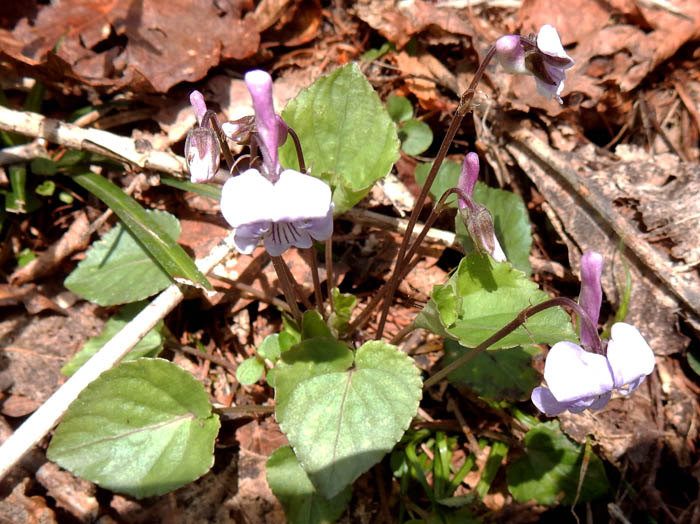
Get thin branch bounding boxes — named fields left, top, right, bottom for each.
left=0, top=106, right=187, bottom=176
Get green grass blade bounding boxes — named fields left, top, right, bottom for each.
left=72, top=171, right=211, bottom=289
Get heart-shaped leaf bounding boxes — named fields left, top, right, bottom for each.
left=414, top=253, right=576, bottom=349
left=62, top=302, right=164, bottom=377
left=275, top=340, right=422, bottom=499
left=64, top=210, right=179, bottom=306
left=507, top=422, right=610, bottom=504
left=279, top=63, right=399, bottom=214
left=267, top=445, right=351, bottom=523
left=442, top=340, right=541, bottom=401
left=47, top=358, right=220, bottom=498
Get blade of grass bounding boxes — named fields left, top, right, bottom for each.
left=160, top=176, right=222, bottom=201
left=72, top=171, right=211, bottom=289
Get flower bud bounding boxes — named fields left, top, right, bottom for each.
left=185, top=126, right=221, bottom=183
left=459, top=204, right=507, bottom=263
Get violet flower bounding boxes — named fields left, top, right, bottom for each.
left=531, top=252, right=655, bottom=415
left=219, top=70, right=333, bottom=256
left=456, top=152, right=507, bottom=263
left=184, top=90, right=221, bottom=183
left=495, top=24, right=575, bottom=104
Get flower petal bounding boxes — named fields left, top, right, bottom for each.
left=220, top=169, right=277, bottom=227
left=298, top=204, right=334, bottom=242
left=274, top=170, right=333, bottom=221
left=544, top=341, right=614, bottom=403
left=495, top=35, right=527, bottom=74
left=531, top=386, right=572, bottom=415
left=264, top=222, right=312, bottom=256
left=233, top=222, right=270, bottom=254
left=537, top=25, right=574, bottom=65
left=606, top=323, right=655, bottom=390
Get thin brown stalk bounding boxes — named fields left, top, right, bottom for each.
left=325, top=236, right=335, bottom=313
left=305, top=246, right=326, bottom=319
left=375, top=45, right=497, bottom=339
left=271, top=256, right=303, bottom=325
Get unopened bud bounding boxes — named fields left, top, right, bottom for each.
left=460, top=204, right=507, bottom=262
left=185, top=127, right=221, bottom=183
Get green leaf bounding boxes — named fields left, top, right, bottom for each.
left=71, top=171, right=210, bottom=289
left=386, top=95, right=413, bottom=123
left=279, top=63, right=400, bottom=214
left=360, top=41, right=394, bottom=62
left=47, top=359, right=220, bottom=498
left=279, top=315, right=302, bottom=351
left=267, top=446, right=351, bottom=523
left=506, top=422, right=610, bottom=505
left=30, top=157, right=58, bottom=176
left=399, top=119, right=433, bottom=156
left=302, top=311, right=332, bottom=339
left=237, top=357, right=265, bottom=385
left=15, top=247, right=36, bottom=267
left=61, top=302, right=164, bottom=377
left=23, top=81, right=45, bottom=114
left=475, top=440, right=509, bottom=498
left=35, top=180, right=56, bottom=196
left=442, top=340, right=541, bottom=401
left=276, top=340, right=422, bottom=499
left=456, top=182, right=532, bottom=276
left=327, top=288, right=357, bottom=337
left=414, top=160, right=461, bottom=206
left=414, top=254, right=576, bottom=349
left=258, top=334, right=281, bottom=361
left=6, top=164, right=40, bottom=213
left=64, top=210, right=179, bottom=306
left=688, top=345, right=700, bottom=377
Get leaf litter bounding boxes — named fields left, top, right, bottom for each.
left=0, top=0, right=699, bottom=521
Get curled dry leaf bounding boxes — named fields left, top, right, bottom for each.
left=5, top=0, right=260, bottom=92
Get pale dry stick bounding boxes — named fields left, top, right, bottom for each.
left=0, top=230, right=239, bottom=480
left=342, top=208, right=459, bottom=250
left=0, top=140, right=48, bottom=166
left=0, top=106, right=187, bottom=176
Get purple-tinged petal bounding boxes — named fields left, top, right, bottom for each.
left=534, top=77, right=564, bottom=104
left=189, top=90, right=208, bottom=126
left=578, top=251, right=604, bottom=347
left=536, top=25, right=574, bottom=66
left=544, top=341, right=614, bottom=403
left=490, top=235, right=507, bottom=263
left=245, top=70, right=280, bottom=176
left=458, top=152, right=480, bottom=208
left=495, top=35, right=528, bottom=74
left=274, top=170, right=332, bottom=221
left=220, top=169, right=277, bottom=227
left=264, top=222, right=313, bottom=256
left=531, top=386, right=572, bottom=415
left=606, top=323, right=655, bottom=390
left=233, top=221, right=270, bottom=254
left=298, top=204, right=334, bottom=241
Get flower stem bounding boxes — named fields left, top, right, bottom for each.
left=349, top=188, right=458, bottom=334
left=375, top=45, right=497, bottom=340
left=423, top=297, right=590, bottom=389
left=287, top=127, right=306, bottom=174
left=325, top=236, right=335, bottom=313
left=271, top=256, right=303, bottom=325
left=305, top=247, right=326, bottom=319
